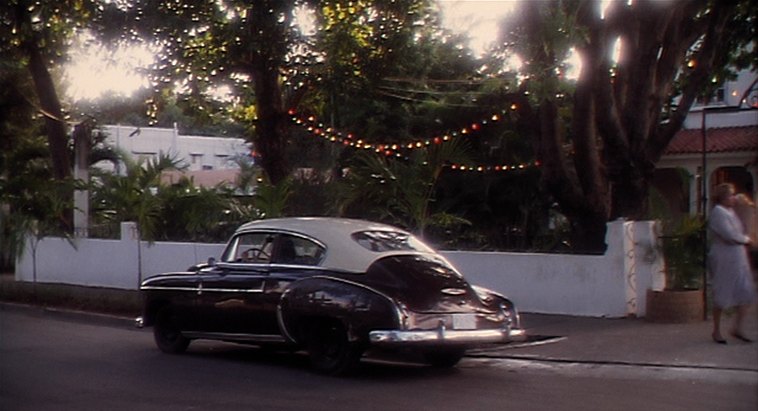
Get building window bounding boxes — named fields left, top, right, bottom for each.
left=695, top=87, right=725, bottom=106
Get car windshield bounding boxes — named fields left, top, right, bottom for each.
left=352, top=230, right=434, bottom=253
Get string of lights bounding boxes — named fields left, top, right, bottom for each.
left=286, top=106, right=540, bottom=173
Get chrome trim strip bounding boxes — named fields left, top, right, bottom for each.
left=233, top=229, right=328, bottom=250
left=201, top=287, right=264, bottom=294
left=181, top=331, right=287, bottom=344
left=140, top=285, right=264, bottom=293
left=141, top=275, right=197, bottom=287
left=140, top=286, right=198, bottom=292
left=277, top=289, right=297, bottom=344
left=369, top=327, right=527, bottom=346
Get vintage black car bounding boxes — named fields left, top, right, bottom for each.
left=137, top=217, right=525, bottom=374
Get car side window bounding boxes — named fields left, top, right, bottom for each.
left=226, top=233, right=274, bottom=263
left=271, top=234, right=326, bottom=266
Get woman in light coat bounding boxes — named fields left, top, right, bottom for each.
left=708, top=183, right=756, bottom=344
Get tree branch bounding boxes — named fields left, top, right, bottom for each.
left=650, top=1, right=734, bottom=162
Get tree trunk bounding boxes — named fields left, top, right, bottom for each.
left=16, top=1, right=71, bottom=182
left=610, top=165, right=651, bottom=220
left=17, top=0, right=73, bottom=230
left=251, top=66, right=290, bottom=185
left=516, top=89, right=609, bottom=252
left=247, top=1, right=293, bottom=185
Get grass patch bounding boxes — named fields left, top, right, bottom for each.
left=0, top=275, right=141, bottom=317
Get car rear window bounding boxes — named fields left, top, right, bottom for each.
left=352, top=230, right=434, bottom=253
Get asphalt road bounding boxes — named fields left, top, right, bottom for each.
left=1, top=308, right=756, bottom=411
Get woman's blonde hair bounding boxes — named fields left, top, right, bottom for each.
left=711, top=183, right=735, bottom=206
left=735, top=193, right=755, bottom=207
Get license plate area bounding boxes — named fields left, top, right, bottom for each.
left=452, top=313, right=477, bottom=330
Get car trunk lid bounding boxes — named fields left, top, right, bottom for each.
left=363, top=255, right=490, bottom=313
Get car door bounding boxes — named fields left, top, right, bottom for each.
left=193, top=232, right=274, bottom=335
left=262, top=233, right=328, bottom=324
left=219, top=233, right=327, bottom=336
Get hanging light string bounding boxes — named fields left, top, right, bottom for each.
left=286, top=105, right=540, bottom=172
left=447, top=161, right=540, bottom=172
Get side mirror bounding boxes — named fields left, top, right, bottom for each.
left=207, top=257, right=217, bottom=267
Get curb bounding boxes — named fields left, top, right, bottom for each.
left=0, top=302, right=139, bottom=330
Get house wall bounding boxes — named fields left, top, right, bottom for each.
left=15, top=221, right=666, bottom=318
left=658, top=67, right=758, bottom=216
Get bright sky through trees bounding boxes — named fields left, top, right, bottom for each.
left=63, top=1, right=519, bottom=101
left=65, top=33, right=153, bottom=101
left=437, top=0, right=517, bottom=56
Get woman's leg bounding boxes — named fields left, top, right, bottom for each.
left=730, top=304, right=753, bottom=341
left=712, top=307, right=726, bottom=343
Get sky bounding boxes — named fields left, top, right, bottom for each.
left=437, top=0, right=518, bottom=56
left=64, top=1, right=518, bottom=101
left=66, top=34, right=154, bottom=101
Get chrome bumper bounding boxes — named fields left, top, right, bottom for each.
left=369, top=325, right=527, bottom=346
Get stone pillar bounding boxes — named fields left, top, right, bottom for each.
left=607, top=220, right=666, bottom=317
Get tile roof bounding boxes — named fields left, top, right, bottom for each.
left=664, top=126, right=758, bottom=155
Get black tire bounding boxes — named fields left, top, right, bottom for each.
left=306, top=320, right=363, bottom=376
left=153, top=307, right=190, bottom=354
left=424, top=348, right=466, bottom=368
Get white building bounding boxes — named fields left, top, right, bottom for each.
left=100, top=124, right=251, bottom=173
left=74, top=125, right=252, bottom=235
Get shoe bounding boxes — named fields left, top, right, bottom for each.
left=730, top=331, right=753, bottom=343
left=712, top=333, right=727, bottom=344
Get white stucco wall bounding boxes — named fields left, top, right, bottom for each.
left=15, top=221, right=665, bottom=318
left=16, top=223, right=226, bottom=290
left=444, top=220, right=665, bottom=317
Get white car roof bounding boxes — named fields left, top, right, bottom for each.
left=235, top=217, right=438, bottom=273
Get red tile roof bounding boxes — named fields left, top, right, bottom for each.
left=664, top=126, right=758, bottom=155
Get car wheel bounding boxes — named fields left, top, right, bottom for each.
left=424, top=348, right=466, bottom=368
left=153, top=307, right=190, bottom=354
left=306, top=320, right=363, bottom=376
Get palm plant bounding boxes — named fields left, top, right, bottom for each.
left=338, top=138, right=472, bottom=238
left=157, top=178, right=238, bottom=242
left=252, top=176, right=293, bottom=219
left=0, top=134, right=77, bottom=281
left=91, top=152, right=184, bottom=242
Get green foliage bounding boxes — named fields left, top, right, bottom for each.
left=337, top=137, right=472, bottom=238
left=0, top=130, right=78, bottom=277
left=647, top=170, right=705, bottom=289
left=431, top=167, right=554, bottom=251
left=91, top=152, right=184, bottom=241
left=660, top=216, right=705, bottom=290
left=0, top=0, right=99, bottom=63
left=252, top=177, right=293, bottom=220
left=155, top=180, right=238, bottom=242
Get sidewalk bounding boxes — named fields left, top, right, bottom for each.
left=485, top=307, right=758, bottom=372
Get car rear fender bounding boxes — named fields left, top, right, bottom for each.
left=471, top=285, right=522, bottom=329
left=278, top=276, right=402, bottom=345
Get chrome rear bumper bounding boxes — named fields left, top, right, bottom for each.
left=369, top=325, right=527, bottom=346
